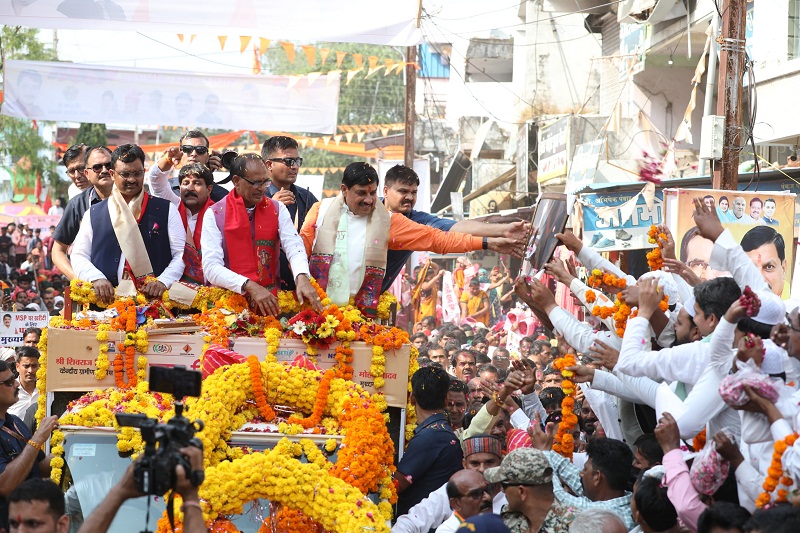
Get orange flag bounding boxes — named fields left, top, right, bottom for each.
left=352, top=54, right=363, bottom=69
left=335, top=50, right=347, bottom=68
left=301, top=45, right=316, bottom=67
left=383, top=59, right=396, bottom=75
left=307, top=72, right=322, bottom=85
left=189, top=35, right=196, bottom=44
left=218, top=36, right=228, bottom=50
left=239, top=36, right=252, bottom=53
left=259, top=37, right=271, bottom=55
left=326, top=70, right=342, bottom=86
left=280, top=41, right=295, bottom=63
left=320, top=48, right=331, bottom=65
left=345, top=132, right=354, bottom=143
left=252, top=45, right=262, bottom=74
left=177, top=34, right=184, bottom=43
left=368, top=56, right=379, bottom=69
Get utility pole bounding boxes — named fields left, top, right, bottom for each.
left=404, top=45, right=416, bottom=168
left=711, top=0, right=748, bottom=190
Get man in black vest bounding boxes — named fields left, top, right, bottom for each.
left=70, top=144, right=186, bottom=305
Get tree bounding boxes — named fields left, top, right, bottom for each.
left=262, top=42, right=406, bottom=189
left=75, top=123, right=108, bottom=147
left=0, top=27, right=59, bottom=194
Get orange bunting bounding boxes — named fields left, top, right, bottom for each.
left=306, top=71, right=322, bottom=85
left=352, top=53, right=363, bottom=69
left=346, top=68, right=364, bottom=85
left=319, top=48, right=331, bottom=65
left=239, top=36, right=251, bottom=54
left=335, top=50, right=347, bottom=68
left=280, top=41, right=295, bottom=63
left=217, top=35, right=227, bottom=50
left=326, top=69, right=342, bottom=86
left=368, top=55, right=379, bottom=69
left=258, top=37, right=270, bottom=56
left=301, top=44, right=316, bottom=66
left=177, top=34, right=184, bottom=43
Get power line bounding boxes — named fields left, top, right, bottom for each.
left=135, top=33, right=253, bottom=70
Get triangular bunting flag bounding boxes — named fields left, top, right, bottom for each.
left=341, top=125, right=353, bottom=133
left=356, top=131, right=366, bottom=142
left=320, top=48, right=331, bottom=65
left=301, top=45, right=316, bottom=67
left=307, top=71, right=322, bottom=85
left=239, top=36, right=251, bottom=54
left=287, top=75, right=302, bottom=90
left=177, top=34, right=184, bottom=43
left=252, top=45, right=262, bottom=74
left=335, top=50, right=347, bottom=68
left=368, top=55, right=379, bottom=69
left=333, top=134, right=342, bottom=145
left=366, top=66, right=384, bottom=78
left=352, top=53, right=363, bottom=69
left=380, top=128, right=390, bottom=137
left=259, top=38, right=270, bottom=55
left=322, top=136, right=331, bottom=146
left=320, top=167, right=329, bottom=174
left=384, top=59, right=396, bottom=76
left=218, top=36, right=228, bottom=50
left=327, top=70, right=342, bottom=86
left=345, top=132, right=354, bottom=143
left=299, top=138, right=310, bottom=149
left=189, top=35, right=196, bottom=44
left=280, top=41, right=295, bottom=63
left=310, top=137, right=319, bottom=147
left=346, top=68, right=363, bottom=85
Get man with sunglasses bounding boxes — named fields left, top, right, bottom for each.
left=202, top=153, right=321, bottom=316
left=262, top=136, right=318, bottom=291
left=71, top=144, right=186, bottom=305
left=0, top=358, right=59, bottom=532
left=52, top=145, right=115, bottom=279
left=437, top=470, right=494, bottom=533
left=484, top=447, right=574, bottom=533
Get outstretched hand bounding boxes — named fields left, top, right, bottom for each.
left=692, top=197, right=724, bottom=242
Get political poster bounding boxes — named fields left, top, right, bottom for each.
left=2, top=60, right=340, bottom=134
left=664, top=189, right=796, bottom=298
left=581, top=190, right=664, bottom=252
left=0, top=311, right=49, bottom=346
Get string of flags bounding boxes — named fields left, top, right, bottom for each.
left=177, top=35, right=420, bottom=86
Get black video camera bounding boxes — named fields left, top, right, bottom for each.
left=115, top=366, right=204, bottom=496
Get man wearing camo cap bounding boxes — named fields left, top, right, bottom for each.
left=484, top=448, right=574, bottom=533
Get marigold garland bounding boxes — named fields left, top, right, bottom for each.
left=35, top=327, right=48, bottom=426
left=757, top=432, right=798, bottom=508
left=585, top=289, right=597, bottom=304
left=551, top=354, right=579, bottom=460
left=248, top=355, right=276, bottom=422
left=646, top=225, right=667, bottom=271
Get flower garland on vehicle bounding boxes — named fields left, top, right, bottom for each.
left=35, top=328, right=49, bottom=426
left=757, top=432, right=798, bottom=508
left=646, top=225, right=666, bottom=271
left=109, top=299, right=149, bottom=389
left=551, top=354, right=578, bottom=460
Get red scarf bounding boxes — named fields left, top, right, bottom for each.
left=178, top=197, right=214, bottom=249
left=223, top=189, right=280, bottom=292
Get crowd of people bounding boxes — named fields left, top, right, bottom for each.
left=390, top=197, right=800, bottom=532
left=6, top=124, right=800, bottom=532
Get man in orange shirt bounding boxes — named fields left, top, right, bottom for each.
left=300, top=163, right=523, bottom=317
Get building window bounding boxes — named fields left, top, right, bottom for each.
left=789, top=0, right=800, bottom=59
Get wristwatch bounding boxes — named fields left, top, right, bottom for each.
left=482, top=237, right=489, bottom=250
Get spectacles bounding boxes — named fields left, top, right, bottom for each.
left=89, top=162, right=113, bottom=174
left=460, top=485, right=492, bottom=500
left=238, top=175, right=270, bottom=189
left=181, top=145, right=209, bottom=155
left=688, top=259, right=709, bottom=271
left=114, top=170, right=145, bottom=180
left=0, top=376, right=17, bottom=388
left=67, top=166, right=86, bottom=176
left=268, top=157, right=303, bottom=168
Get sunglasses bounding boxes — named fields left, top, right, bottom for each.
left=0, top=376, right=17, bottom=388
left=268, top=157, right=303, bottom=168
left=460, top=485, right=492, bottom=500
left=181, top=145, right=209, bottom=155
left=239, top=175, right=270, bottom=189
left=89, top=162, right=113, bottom=173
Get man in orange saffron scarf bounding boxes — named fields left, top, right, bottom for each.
left=202, top=153, right=321, bottom=316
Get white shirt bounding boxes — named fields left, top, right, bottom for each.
left=146, top=165, right=202, bottom=234
left=8, top=384, right=38, bottom=430
left=710, top=228, right=771, bottom=293
left=201, top=200, right=310, bottom=293
left=577, top=246, right=637, bottom=286
left=313, top=197, right=369, bottom=297
left=434, top=514, right=461, bottom=533
left=391, top=485, right=506, bottom=533
left=547, top=306, right=621, bottom=355
left=48, top=206, right=64, bottom=216
left=617, top=317, right=709, bottom=385
left=71, top=200, right=186, bottom=288
left=68, top=183, right=83, bottom=200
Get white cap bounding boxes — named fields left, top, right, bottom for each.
left=752, top=290, right=785, bottom=326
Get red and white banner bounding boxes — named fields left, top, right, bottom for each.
left=2, top=60, right=340, bottom=133
left=0, top=1, right=421, bottom=46
left=441, top=271, right=461, bottom=325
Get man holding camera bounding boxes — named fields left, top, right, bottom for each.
left=0, top=358, right=59, bottom=531
left=76, top=446, right=205, bottom=533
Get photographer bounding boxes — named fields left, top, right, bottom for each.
left=77, top=445, right=206, bottom=533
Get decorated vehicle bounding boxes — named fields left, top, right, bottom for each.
left=38, top=279, right=416, bottom=533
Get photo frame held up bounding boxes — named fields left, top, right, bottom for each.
left=521, top=193, right=569, bottom=277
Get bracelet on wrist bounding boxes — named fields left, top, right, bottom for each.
left=27, top=440, right=44, bottom=452
left=181, top=500, right=202, bottom=512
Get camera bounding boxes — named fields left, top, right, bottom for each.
left=115, top=366, right=204, bottom=495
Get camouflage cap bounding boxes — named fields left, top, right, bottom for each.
left=483, top=448, right=553, bottom=485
